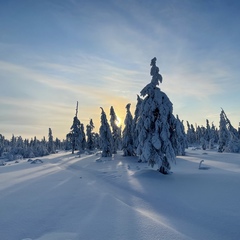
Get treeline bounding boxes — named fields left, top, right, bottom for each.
left=186, top=109, right=240, bottom=153
left=0, top=128, right=63, bottom=161
left=1, top=58, right=240, bottom=168
left=0, top=106, right=240, bottom=164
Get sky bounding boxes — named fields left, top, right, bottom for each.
left=1, top=0, right=240, bottom=140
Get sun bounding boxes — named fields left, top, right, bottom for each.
left=115, top=117, right=122, bottom=127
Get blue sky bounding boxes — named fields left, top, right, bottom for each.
left=1, top=0, right=240, bottom=140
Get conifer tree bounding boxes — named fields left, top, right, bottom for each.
left=65, top=133, right=72, bottom=151
left=93, top=132, right=101, bottom=150
left=137, top=57, right=175, bottom=174
left=0, top=134, right=5, bottom=157
left=70, top=116, right=81, bottom=154
left=48, top=128, right=55, bottom=154
left=80, top=124, right=86, bottom=151
left=170, top=115, right=187, bottom=156
left=186, top=121, right=197, bottom=146
left=218, top=109, right=240, bottom=153
left=55, top=137, right=61, bottom=150
left=218, top=109, right=230, bottom=152
left=70, top=102, right=84, bottom=154
left=99, top=107, right=113, bottom=157
left=132, top=95, right=143, bottom=155
left=110, top=106, right=121, bottom=154
left=86, top=119, right=95, bottom=151
left=122, top=103, right=135, bottom=156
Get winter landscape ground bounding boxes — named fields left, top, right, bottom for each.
left=0, top=148, right=240, bottom=240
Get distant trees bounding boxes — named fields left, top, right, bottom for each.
left=185, top=109, right=240, bottom=153
left=0, top=132, right=64, bottom=161
left=186, top=120, right=219, bottom=149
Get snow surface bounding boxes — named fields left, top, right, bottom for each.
left=0, top=149, right=240, bottom=240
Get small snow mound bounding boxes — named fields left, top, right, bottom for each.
left=96, top=158, right=103, bottom=162
left=0, top=160, right=6, bottom=166
left=29, top=159, right=44, bottom=164
left=96, top=157, right=112, bottom=162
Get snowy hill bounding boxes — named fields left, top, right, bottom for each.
left=0, top=149, right=240, bottom=240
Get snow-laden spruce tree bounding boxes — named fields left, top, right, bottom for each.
left=137, top=57, right=175, bottom=174
left=69, top=102, right=84, bottom=154
left=170, top=115, right=187, bottom=156
left=122, top=103, right=135, bottom=156
left=110, top=106, right=121, bottom=154
left=86, top=119, right=95, bottom=151
left=186, top=121, right=197, bottom=146
left=70, top=116, right=82, bottom=154
left=47, top=128, right=55, bottom=154
left=80, top=123, right=86, bottom=151
left=218, top=109, right=240, bottom=153
left=132, top=95, right=143, bottom=155
left=99, top=107, right=113, bottom=157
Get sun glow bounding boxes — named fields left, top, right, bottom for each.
left=115, top=117, right=122, bottom=127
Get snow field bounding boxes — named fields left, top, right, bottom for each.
left=0, top=149, right=240, bottom=240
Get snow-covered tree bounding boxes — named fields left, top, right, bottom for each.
left=238, top=123, right=240, bottom=138
left=86, top=119, right=95, bottom=151
left=0, top=134, right=5, bottom=157
left=132, top=95, right=143, bottom=155
left=99, top=107, right=113, bottom=157
left=170, top=115, right=187, bottom=156
left=137, top=57, right=175, bottom=174
left=110, top=106, right=121, bottom=154
left=218, top=110, right=231, bottom=152
left=93, top=132, right=101, bottom=150
left=218, top=109, right=240, bottom=153
left=202, top=119, right=212, bottom=149
left=70, top=116, right=83, bottom=154
left=65, top=133, right=72, bottom=151
left=207, top=122, right=218, bottom=149
left=55, top=137, right=61, bottom=150
left=80, top=123, right=86, bottom=151
left=48, top=128, right=55, bottom=154
left=122, top=103, right=135, bottom=156
left=186, top=121, right=197, bottom=146
left=69, top=102, right=85, bottom=154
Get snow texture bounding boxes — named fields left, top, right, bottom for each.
left=0, top=149, right=240, bottom=240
